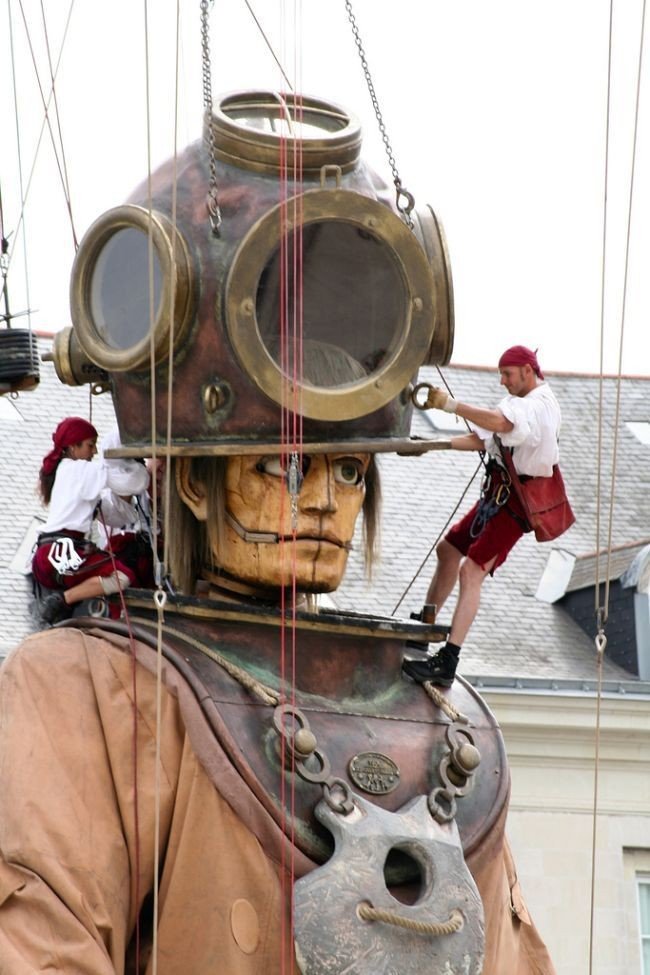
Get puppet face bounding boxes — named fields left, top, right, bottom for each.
left=221, top=453, right=369, bottom=592
left=179, top=452, right=369, bottom=593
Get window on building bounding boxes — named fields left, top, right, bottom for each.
left=639, top=875, right=650, bottom=974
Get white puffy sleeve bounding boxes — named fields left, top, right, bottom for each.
left=104, top=460, right=150, bottom=497
left=497, top=395, right=537, bottom=448
left=100, top=424, right=150, bottom=497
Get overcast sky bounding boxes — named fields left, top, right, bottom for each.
left=1, top=0, right=648, bottom=377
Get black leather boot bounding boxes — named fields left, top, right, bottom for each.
left=39, top=591, right=72, bottom=626
left=402, top=644, right=458, bottom=688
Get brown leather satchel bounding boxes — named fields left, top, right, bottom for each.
left=496, top=438, right=575, bottom=542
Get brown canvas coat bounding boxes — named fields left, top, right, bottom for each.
left=0, top=628, right=556, bottom=974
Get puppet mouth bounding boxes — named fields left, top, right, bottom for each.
left=289, top=532, right=351, bottom=551
left=225, top=511, right=350, bottom=549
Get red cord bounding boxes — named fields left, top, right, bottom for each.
left=96, top=509, right=142, bottom=967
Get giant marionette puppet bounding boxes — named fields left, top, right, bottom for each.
left=0, top=91, right=555, bottom=974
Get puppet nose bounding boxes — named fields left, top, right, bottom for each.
left=298, top=457, right=338, bottom=513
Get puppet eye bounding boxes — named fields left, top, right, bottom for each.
left=256, top=456, right=284, bottom=477
left=255, top=456, right=313, bottom=485
left=332, top=457, right=365, bottom=485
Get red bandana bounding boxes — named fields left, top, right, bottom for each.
left=498, top=345, right=544, bottom=379
left=41, top=416, right=98, bottom=477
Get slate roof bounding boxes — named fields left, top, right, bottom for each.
left=2, top=339, right=649, bottom=686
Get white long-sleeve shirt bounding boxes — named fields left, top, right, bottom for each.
left=41, top=458, right=149, bottom=535
left=470, top=382, right=561, bottom=477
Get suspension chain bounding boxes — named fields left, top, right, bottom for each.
left=1, top=234, right=10, bottom=325
left=344, top=0, right=415, bottom=227
left=0, top=183, right=12, bottom=325
left=200, top=0, right=221, bottom=235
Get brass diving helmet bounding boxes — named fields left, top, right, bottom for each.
left=53, top=90, right=454, bottom=456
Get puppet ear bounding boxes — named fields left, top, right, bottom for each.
left=175, top=457, right=207, bottom=522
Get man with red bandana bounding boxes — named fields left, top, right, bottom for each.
left=403, top=345, right=562, bottom=687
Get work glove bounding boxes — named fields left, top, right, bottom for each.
left=426, top=386, right=458, bottom=413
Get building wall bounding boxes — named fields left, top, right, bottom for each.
left=484, top=689, right=650, bottom=975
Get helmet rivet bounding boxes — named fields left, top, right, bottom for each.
left=294, top=728, right=317, bottom=756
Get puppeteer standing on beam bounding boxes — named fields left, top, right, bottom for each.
left=0, top=78, right=555, bottom=975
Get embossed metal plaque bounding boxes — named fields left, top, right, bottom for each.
left=348, top=752, right=400, bottom=795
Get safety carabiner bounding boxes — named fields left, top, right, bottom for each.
left=495, top=483, right=510, bottom=507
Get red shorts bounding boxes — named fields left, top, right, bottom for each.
left=106, top=532, right=155, bottom=589
left=446, top=498, right=527, bottom=575
left=32, top=536, right=137, bottom=591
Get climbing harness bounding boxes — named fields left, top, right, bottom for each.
left=469, top=458, right=512, bottom=539
left=46, top=536, right=86, bottom=575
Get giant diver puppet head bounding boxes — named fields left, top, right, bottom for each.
left=50, top=91, right=453, bottom=594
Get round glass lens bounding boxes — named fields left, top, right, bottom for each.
left=255, top=221, right=404, bottom=387
left=90, top=228, right=163, bottom=350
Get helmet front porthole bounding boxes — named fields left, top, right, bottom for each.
left=226, top=189, right=436, bottom=421
left=70, top=205, right=195, bottom=373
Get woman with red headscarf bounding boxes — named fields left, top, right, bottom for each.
left=32, top=416, right=150, bottom=625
